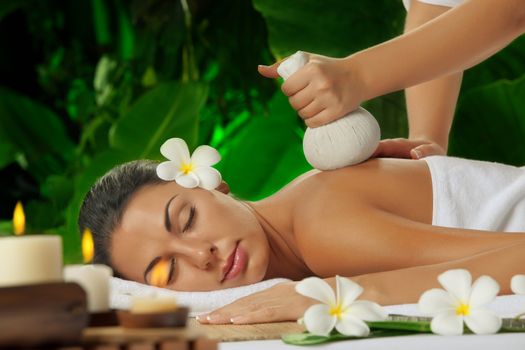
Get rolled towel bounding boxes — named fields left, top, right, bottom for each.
left=110, top=277, right=291, bottom=316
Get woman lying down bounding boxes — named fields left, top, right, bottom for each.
left=78, top=150, right=525, bottom=325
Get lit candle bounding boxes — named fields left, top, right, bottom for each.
left=0, top=202, right=63, bottom=287
left=63, top=228, right=113, bottom=312
left=129, top=258, right=178, bottom=313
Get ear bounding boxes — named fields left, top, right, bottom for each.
left=216, top=181, right=230, bottom=194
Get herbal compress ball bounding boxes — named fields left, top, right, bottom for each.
left=277, top=51, right=381, bottom=170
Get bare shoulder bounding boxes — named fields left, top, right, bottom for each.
left=289, top=158, right=432, bottom=276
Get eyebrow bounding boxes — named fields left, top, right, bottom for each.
left=164, top=195, right=178, bottom=232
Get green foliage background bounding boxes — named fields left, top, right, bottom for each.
left=0, top=0, right=524, bottom=262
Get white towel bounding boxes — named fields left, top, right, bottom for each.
left=110, top=277, right=290, bottom=316
left=424, top=156, right=525, bottom=232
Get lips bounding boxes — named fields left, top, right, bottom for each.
left=221, top=241, right=247, bottom=282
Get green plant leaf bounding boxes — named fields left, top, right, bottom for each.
left=0, top=140, right=15, bottom=169
left=65, top=149, right=132, bottom=236
left=253, top=0, right=404, bottom=59
left=282, top=328, right=421, bottom=346
left=0, top=0, right=25, bottom=22
left=0, top=87, right=75, bottom=180
left=216, top=116, right=310, bottom=200
left=0, top=221, right=12, bottom=236
left=109, top=81, right=208, bottom=159
left=449, top=74, right=525, bottom=165
left=462, top=36, right=525, bottom=90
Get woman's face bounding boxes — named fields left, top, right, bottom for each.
left=110, top=182, right=270, bottom=291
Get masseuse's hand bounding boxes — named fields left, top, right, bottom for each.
left=196, top=281, right=316, bottom=324
left=372, top=138, right=446, bottom=159
left=258, top=53, right=366, bottom=128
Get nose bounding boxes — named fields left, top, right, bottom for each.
left=167, top=238, right=217, bottom=269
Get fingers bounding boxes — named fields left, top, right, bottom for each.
left=257, top=62, right=281, bottom=78
left=304, top=108, right=344, bottom=128
left=372, top=139, right=446, bottom=159
left=288, top=89, right=315, bottom=112
left=410, top=143, right=446, bottom=159
left=298, top=100, right=325, bottom=121
left=197, top=303, right=299, bottom=325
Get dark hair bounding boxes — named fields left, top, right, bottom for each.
left=78, top=160, right=164, bottom=275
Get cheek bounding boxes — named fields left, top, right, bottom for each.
left=170, top=261, right=218, bottom=291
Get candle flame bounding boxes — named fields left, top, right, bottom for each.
left=13, top=201, right=25, bottom=236
left=150, top=259, right=170, bottom=288
left=82, top=228, right=94, bottom=263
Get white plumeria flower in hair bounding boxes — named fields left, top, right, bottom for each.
left=156, top=138, right=222, bottom=190
left=418, top=269, right=502, bottom=336
left=511, top=275, right=525, bottom=295
left=296, top=275, right=387, bottom=337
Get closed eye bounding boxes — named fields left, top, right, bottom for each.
left=182, top=206, right=196, bottom=233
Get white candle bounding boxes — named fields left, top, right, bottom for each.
left=0, top=235, right=63, bottom=287
left=64, top=264, right=113, bottom=312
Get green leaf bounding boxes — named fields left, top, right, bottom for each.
left=109, top=81, right=208, bottom=159
left=216, top=115, right=308, bottom=199
left=253, top=0, right=404, bottom=59
left=0, top=221, right=12, bottom=236
left=462, top=36, right=525, bottom=90
left=282, top=329, right=420, bottom=346
left=0, top=140, right=15, bottom=169
left=0, top=0, right=25, bottom=22
left=64, top=149, right=132, bottom=236
left=0, top=87, right=75, bottom=180
left=40, top=174, right=74, bottom=210
left=449, top=74, right=525, bottom=165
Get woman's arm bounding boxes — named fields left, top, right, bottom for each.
left=356, top=0, right=525, bottom=101
left=357, top=240, right=525, bottom=305
left=198, top=241, right=525, bottom=325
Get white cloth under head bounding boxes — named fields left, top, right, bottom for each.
left=402, top=0, right=464, bottom=11
left=110, top=276, right=290, bottom=316
left=424, top=156, right=525, bottom=232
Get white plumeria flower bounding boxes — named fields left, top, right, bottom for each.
left=511, top=275, right=525, bottom=295
left=418, top=269, right=502, bottom=335
left=156, top=138, right=222, bottom=190
left=296, top=275, right=387, bottom=337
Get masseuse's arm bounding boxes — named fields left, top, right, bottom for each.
left=259, top=0, right=525, bottom=128
left=358, top=0, right=525, bottom=103
left=374, top=1, right=462, bottom=159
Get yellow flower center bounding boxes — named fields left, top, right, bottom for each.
left=329, top=304, right=343, bottom=320
left=455, top=303, right=470, bottom=316
left=180, top=162, right=194, bottom=175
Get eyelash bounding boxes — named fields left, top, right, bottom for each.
left=182, top=205, right=196, bottom=233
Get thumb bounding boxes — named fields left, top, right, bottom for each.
left=258, top=61, right=281, bottom=79
left=410, top=143, right=445, bottom=159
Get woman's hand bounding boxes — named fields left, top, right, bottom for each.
left=372, top=138, right=446, bottom=159
left=196, top=281, right=316, bottom=324
left=258, top=53, right=366, bottom=128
